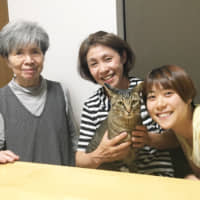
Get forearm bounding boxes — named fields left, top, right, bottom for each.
left=75, top=150, right=103, bottom=169
left=148, top=130, right=179, bottom=149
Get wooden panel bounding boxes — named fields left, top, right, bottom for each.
left=0, top=161, right=199, bottom=200
left=0, top=0, right=13, bottom=88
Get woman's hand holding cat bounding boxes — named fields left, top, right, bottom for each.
left=131, top=125, right=150, bottom=148
left=184, top=174, right=199, bottom=180
left=94, top=131, right=131, bottom=164
left=0, top=150, right=19, bottom=164
left=76, top=131, right=131, bottom=169
left=131, top=127, right=179, bottom=149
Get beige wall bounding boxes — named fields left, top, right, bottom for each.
left=125, top=0, right=200, bottom=102
left=7, top=0, right=120, bottom=125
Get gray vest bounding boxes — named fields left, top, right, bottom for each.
left=0, top=80, right=74, bottom=166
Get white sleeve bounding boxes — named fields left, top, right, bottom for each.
left=0, top=113, right=5, bottom=150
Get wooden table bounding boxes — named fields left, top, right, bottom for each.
left=0, top=161, right=199, bottom=200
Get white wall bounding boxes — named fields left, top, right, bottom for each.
left=7, top=0, right=120, bottom=126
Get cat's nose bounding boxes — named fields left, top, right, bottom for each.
left=125, top=105, right=131, bottom=113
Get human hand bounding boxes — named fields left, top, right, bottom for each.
left=0, top=150, right=19, bottom=164
left=131, top=125, right=150, bottom=148
left=94, top=131, right=131, bottom=164
left=185, top=174, right=199, bottom=180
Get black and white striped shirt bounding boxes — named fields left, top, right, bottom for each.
left=77, top=77, right=175, bottom=177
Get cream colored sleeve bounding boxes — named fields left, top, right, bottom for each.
left=192, top=105, right=200, bottom=167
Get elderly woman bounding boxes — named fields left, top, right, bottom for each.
left=0, top=20, right=78, bottom=165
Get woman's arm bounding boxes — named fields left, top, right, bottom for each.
left=185, top=174, right=199, bottom=180
left=76, top=131, right=131, bottom=168
left=0, top=113, right=19, bottom=164
left=132, top=125, right=179, bottom=149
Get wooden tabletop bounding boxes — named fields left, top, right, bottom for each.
left=0, top=161, right=199, bottom=200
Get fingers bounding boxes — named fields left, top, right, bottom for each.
left=132, top=134, right=146, bottom=148
left=133, top=125, right=147, bottom=133
left=0, top=150, right=19, bottom=164
left=185, top=174, right=199, bottom=180
left=107, top=142, right=131, bottom=162
left=131, top=126, right=149, bottom=148
left=97, top=131, right=131, bottom=163
left=110, top=132, right=129, bottom=146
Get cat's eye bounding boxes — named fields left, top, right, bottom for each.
left=118, top=101, right=123, bottom=105
left=131, top=101, right=139, bottom=107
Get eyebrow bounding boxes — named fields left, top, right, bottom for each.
left=87, top=58, right=96, bottom=63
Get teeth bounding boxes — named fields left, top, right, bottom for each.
left=103, top=74, right=113, bottom=80
left=157, top=113, right=170, bottom=118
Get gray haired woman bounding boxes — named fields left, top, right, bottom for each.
left=0, top=20, right=77, bottom=165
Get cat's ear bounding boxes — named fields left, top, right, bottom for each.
left=132, top=82, right=144, bottom=93
left=104, top=83, right=117, bottom=97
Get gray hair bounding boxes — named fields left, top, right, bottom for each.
left=0, top=20, right=49, bottom=57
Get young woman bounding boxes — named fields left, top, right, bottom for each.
left=76, top=31, right=178, bottom=176
left=143, top=64, right=200, bottom=179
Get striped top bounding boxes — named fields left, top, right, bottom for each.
left=77, top=77, right=175, bottom=177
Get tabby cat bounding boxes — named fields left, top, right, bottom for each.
left=86, top=82, right=143, bottom=172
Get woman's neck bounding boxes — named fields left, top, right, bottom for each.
left=14, top=77, right=41, bottom=88
left=119, top=76, right=130, bottom=89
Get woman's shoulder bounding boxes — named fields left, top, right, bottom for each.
left=83, top=87, right=107, bottom=109
left=129, top=76, right=143, bottom=82
left=128, top=76, right=143, bottom=85
left=193, top=105, right=200, bottom=119
left=84, top=86, right=103, bottom=99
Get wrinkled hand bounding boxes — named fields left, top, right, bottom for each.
left=0, top=150, right=19, bottom=164
left=132, top=125, right=150, bottom=148
left=94, top=131, right=131, bottom=164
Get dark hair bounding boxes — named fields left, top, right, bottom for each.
left=0, top=20, right=49, bottom=57
left=78, top=31, right=135, bottom=83
left=143, top=65, right=196, bottom=103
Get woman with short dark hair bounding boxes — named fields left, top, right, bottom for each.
left=76, top=31, right=178, bottom=177
left=143, top=65, right=199, bottom=180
